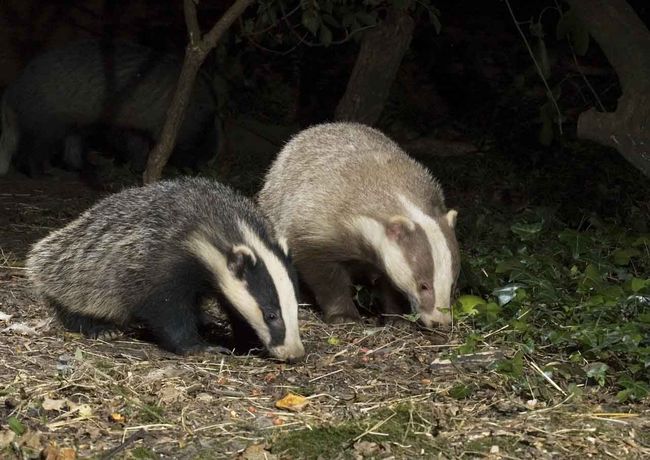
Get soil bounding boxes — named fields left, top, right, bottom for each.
left=0, top=173, right=648, bottom=460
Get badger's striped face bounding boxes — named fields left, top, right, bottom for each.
left=354, top=196, right=460, bottom=327
left=186, top=223, right=304, bottom=361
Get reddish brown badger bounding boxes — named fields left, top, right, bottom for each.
left=258, top=123, right=460, bottom=327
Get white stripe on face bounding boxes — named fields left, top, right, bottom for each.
left=240, top=222, right=304, bottom=360
left=185, top=234, right=270, bottom=345
left=398, top=195, right=454, bottom=322
left=351, top=216, right=417, bottom=297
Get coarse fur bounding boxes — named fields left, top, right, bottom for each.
left=27, top=177, right=304, bottom=361
left=258, top=122, right=460, bottom=327
left=0, top=39, right=217, bottom=176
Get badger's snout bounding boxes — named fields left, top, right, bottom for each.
left=268, top=341, right=305, bottom=362
left=418, top=306, right=452, bottom=328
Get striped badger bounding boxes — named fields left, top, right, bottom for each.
left=26, top=177, right=304, bottom=361
left=258, top=122, right=460, bottom=327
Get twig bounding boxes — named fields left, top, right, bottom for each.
left=503, top=0, right=563, bottom=135
left=101, top=428, right=146, bottom=460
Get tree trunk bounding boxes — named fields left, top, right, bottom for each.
left=143, top=0, right=254, bottom=184
left=334, top=9, right=415, bottom=125
left=568, top=0, right=650, bottom=178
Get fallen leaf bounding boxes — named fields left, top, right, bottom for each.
left=143, top=365, right=183, bottom=382
left=109, top=412, right=124, bottom=423
left=327, top=336, right=341, bottom=345
left=354, top=440, right=380, bottom=456
left=77, top=404, right=92, bottom=418
left=19, top=430, right=41, bottom=450
left=158, top=384, right=183, bottom=404
left=42, top=398, right=68, bottom=411
left=0, top=311, right=12, bottom=322
left=237, top=443, right=277, bottom=460
left=196, top=393, right=213, bottom=402
left=275, top=393, right=309, bottom=412
left=4, top=323, right=38, bottom=335
left=0, top=429, right=15, bottom=448
left=42, top=442, right=77, bottom=460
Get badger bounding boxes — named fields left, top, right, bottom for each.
left=258, top=122, right=460, bottom=327
left=26, top=177, right=305, bottom=361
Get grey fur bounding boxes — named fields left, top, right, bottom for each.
left=258, top=122, right=460, bottom=326
left=0, top=39, right=217, bottom=175
left=27, top=177, right=304, bottom=360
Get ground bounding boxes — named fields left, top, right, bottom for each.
left=0, top=152, right=648, bottom=460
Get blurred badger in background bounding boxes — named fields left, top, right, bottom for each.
left=0, top=39, right=218, bottom=176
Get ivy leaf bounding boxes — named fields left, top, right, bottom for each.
left=511, top=221, right=544, bottom=240
left=428, top=9, right=442, bottom=34
left=612, top=248, right=641, bottom=266
left=355, top=11, right=377, bottom=27
left=319, top=24, right=333, bottom=46
left=302, top=9, right=321, bottom=36
left=585, top=362, right=609, bottom=386
left=455, top=295, right=486, bottom=316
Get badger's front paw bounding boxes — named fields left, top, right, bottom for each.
left=324, top=312, right=362, bottom=324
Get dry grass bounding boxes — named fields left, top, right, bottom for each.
left=1, top=177, right=648, bottom=459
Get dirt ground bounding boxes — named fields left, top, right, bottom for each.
left=1, top=175, right=648, bottom=459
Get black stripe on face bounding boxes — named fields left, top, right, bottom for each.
left=242, top=257, right=287, bottom=347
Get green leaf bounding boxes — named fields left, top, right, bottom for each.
left=612, top=248, right=641, bottom=266
left=585, top=362, right=609, bottom=386
left=630, top=278, right=650, bottom=293
left=327, top=336, right=341, bottom=346
left=556, top=9, right=590, bottom=55
left=558, top=229, right=591, bottom=258
left=511, top=221, right=544, bottom=240
left=455, top=295, right=486, bottom=316
left=321, top=14, right=340, bottom=28
left=428, top=9, right=441, bottom=34
left=449, top=383, right=474, bottom=399
left=530, top=20, right=544, bottom=39
left=494, top=351, right=524, bottom=378
left=616, top=378, right=649, bottom=402
left=8, top=416, right=25, bottom=435
left=302, top=9, right=321, bottom=36
left=355, top=11, right=377, bottom=27
left=319, top=24, right=333, bottom=46
left=477, top=301, right=502, bottom=323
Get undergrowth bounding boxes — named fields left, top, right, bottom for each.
left=432, top=142, right=650, bottom=403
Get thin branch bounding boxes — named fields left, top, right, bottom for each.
left=553, top=0, right=606, bottom=112
left=184, top=0, right=201, bottom=45
left=202, top=0, right=255, bottom=51
left=504, top=0, right=564, bottom=135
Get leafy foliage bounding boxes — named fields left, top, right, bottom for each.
left=437, top=143, right=650, bottom=403
left=242, top=0, right=440, bottom=49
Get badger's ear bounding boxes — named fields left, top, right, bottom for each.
left=386, top=215, right=415, bottom=240
left=277, top=236, right=290, bottom=257
left=228, top=245, right=257, bottom=279
left=445, top=209, right=458, bottom=228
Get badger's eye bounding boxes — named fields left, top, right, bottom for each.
left=265, top=312, right=279, bottom=322
left=420, top=282, right=432, bottom=291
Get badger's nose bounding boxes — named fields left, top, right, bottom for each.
left=418, top=307, right=452, bottom=328
left=269, top=342, right=305, bottom=362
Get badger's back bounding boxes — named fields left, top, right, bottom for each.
left=27, top=177, right=271, bottom=323
left=259, top=123, right=445, bottom=239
